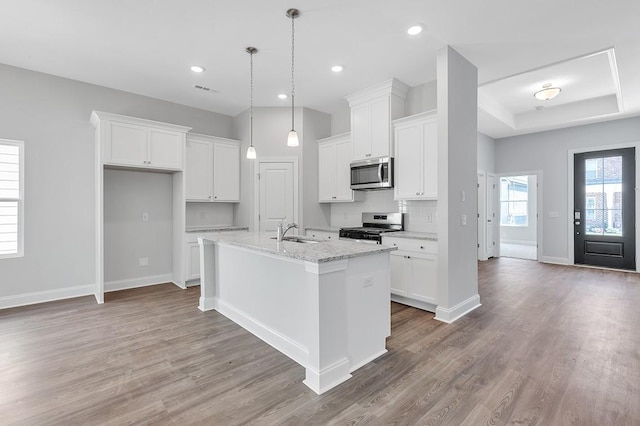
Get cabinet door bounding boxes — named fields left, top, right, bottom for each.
left=105, top=121, right=147, bottom=166
left=318, top=142, right=336, bottom=202
left=389, top=253, right=407, bottom=296
left=212, top=141, right=240, bottom=202
left=421, top=120, right=438, bottom=198
left=408, top=254, right=437, bottom=304
left=394, top=124, right=423, bottom=200
left=352, top=104, right=371, bottom=160
left=187, top=242, right=201, bottom=281
left=186, top=140, right=213, bottom=201
left=334, top=138, right=354, bottom=201
left=148, top=129, right=183, bottom=170
left=370, top=97, right=390, bottom=158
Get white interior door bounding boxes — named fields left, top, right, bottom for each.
left=258, top=162, right=295, bottom=232
left=487, top=173, right=497, bottom=258
left=477, top=173, right=487, bottom=260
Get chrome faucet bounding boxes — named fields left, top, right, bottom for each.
left=276, top=221, right=298, bottom=242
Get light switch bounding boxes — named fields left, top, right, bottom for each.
left=142, top=213, right=149, bottom=221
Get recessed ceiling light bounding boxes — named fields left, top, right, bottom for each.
left=190, top=65, right=205, bottom=73
left=407, top=25, right=423, bottom=35
left=278, top=93, right=288, bottom=100
left=331, top=65, right=343, bottom=73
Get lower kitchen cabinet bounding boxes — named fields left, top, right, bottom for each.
left=383, top=236, right=438, bottom=311
left=186, top=242, right=201, bottom=282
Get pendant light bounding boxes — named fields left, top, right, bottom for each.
left=246, top=47, right=258, bottom=159
left=286, top=8, right=300, bottom=147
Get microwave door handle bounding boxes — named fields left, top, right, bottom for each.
left=378, top=163, right=383, bottom=183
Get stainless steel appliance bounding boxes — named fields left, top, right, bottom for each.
left=350, top=157, right=393, bottom=190
left=339, top=212, right=404, bottom=244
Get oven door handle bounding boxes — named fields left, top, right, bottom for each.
left=378, top=163, right=383, bottom=183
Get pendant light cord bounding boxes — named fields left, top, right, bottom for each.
left=250, top=49, right=254, bottom=146
left=290, top=12, right=295, bottom=130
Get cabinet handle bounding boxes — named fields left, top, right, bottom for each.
left=214, top=196, right=217, bottom=199
left=420, top=246, right=424, bottom=249
left=328, top=236, right=331, bottom=239
left=393, top=243, right=397, bottom=246
left=407, top=256, right=411, bottom=259
left=209, top=196, right=212, bottom=199
left=332, top=196, right=337, bottom=199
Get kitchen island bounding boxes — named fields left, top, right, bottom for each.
left=198, top=232, right=396, bottom=394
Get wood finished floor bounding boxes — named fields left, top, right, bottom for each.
left=1, top=258, right=639, bottom=425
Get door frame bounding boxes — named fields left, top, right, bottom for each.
left=567, top=142, right=640, bottom=271
left=253, top=157, right=299, bottom=233
left=496, top=170, right=544, bottom=262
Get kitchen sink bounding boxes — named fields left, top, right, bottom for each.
left=271, top=237, right=320, bottom=244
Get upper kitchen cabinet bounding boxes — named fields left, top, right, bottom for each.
left=317, top=133, right=363, bottom=203
left=185, top=133, right=240, bottom=202
left=344, top=78, right=409, bottom=161
left=393, top=111, right=438, bottom=200
left=90, top=111, right=190, bottom=171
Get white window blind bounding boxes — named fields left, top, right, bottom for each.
left=0, top=140, right=23, bottom=257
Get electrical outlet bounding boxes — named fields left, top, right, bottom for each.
left=139, top=257, right=149, bottom=267
left=363, top=276, right=373, bottom=287
left=461, top=214, right=467, bottom=226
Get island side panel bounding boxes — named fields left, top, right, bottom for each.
left=345, top=252, right=391, bottom=372
left=214, top=244, right=311, bottom=366
left=303, top=261, right=352, bottom=394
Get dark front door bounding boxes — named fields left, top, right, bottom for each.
left=574, top=148, right=635, bottom=270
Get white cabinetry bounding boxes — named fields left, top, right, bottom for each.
left=91, top=111, right=189, bottom=171
left=393, top=111, right=438, bottom=200
left=383, top=236, right=438, bottom=311
left=317, top=133, right=361, bottom=203
left=305, top=229, right=339, bottom=241
left=344, top=78, right=409, bottom=161
left=185, top=133, right=240, bottom=202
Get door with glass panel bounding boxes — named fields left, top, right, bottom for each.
left=574, top=148, right=635, bottom=270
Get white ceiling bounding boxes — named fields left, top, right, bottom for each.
left=2, top=0, right=640, bottom=139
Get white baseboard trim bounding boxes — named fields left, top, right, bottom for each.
left=540, top=256, right=570, bottom=265
left=104, top=274, right=174, bottom=293
left=0, top=284, right=94, bottom=310
left=215, top=299, right=309, bottom=367
left=435, top=294, right=481, bottom=324
left=501, top=239, right=537, bottom=246
left=304, top=357, right=352, bottom=395
left=349, top=349, right=387, bottom=373
left=391, top=294, right=437, bottom=313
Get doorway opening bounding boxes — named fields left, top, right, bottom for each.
left=499, top=174, right=538, bottom=260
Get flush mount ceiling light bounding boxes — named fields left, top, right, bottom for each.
left=190, top=65, right=205, bottom=73
left=278, top=93, right=288, bottom=100
left=407, top=25, right=423, bottom=35
left=534, top=83, right=562, bottom=101
left=286, top=8, right=300, bottom=147
left=331, top=65, right=343, bottom=73
left=246, top=47, right=258, bottom=160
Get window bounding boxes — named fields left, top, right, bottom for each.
left=500, top=176, right=528, bottom=226
left=0, top=140, right=23, bottom=258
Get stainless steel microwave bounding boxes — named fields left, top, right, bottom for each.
left=350, top=157, right=394, bottom=190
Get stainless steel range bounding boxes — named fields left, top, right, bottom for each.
left=339, top=212, right=404, bottom=244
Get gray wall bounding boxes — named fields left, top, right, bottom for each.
left=495, top=116, right=640, bottom=262
left=478, top=132, right=496, bottom=173
left=104, top=169, right=173, bottom=282
left=0, top=63, right=233, bottom=301
left=233, top=106, right=331, bottom=231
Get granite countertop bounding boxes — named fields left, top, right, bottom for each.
left=386, top=231, right=438, bottom=241
left=304, top=226, right=341, bottom=233
left=186, top=226, right=249, bottom=233
left=201, top=232, right=397, bottom=263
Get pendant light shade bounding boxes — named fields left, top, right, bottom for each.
left=246, top=47, right=258, bottom=159
left=286, top=8, right=300, bottom=147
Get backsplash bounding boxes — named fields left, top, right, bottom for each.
left=186, top=203, right=234, bottom=228
left=330, top=190, right=437, bottom=233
